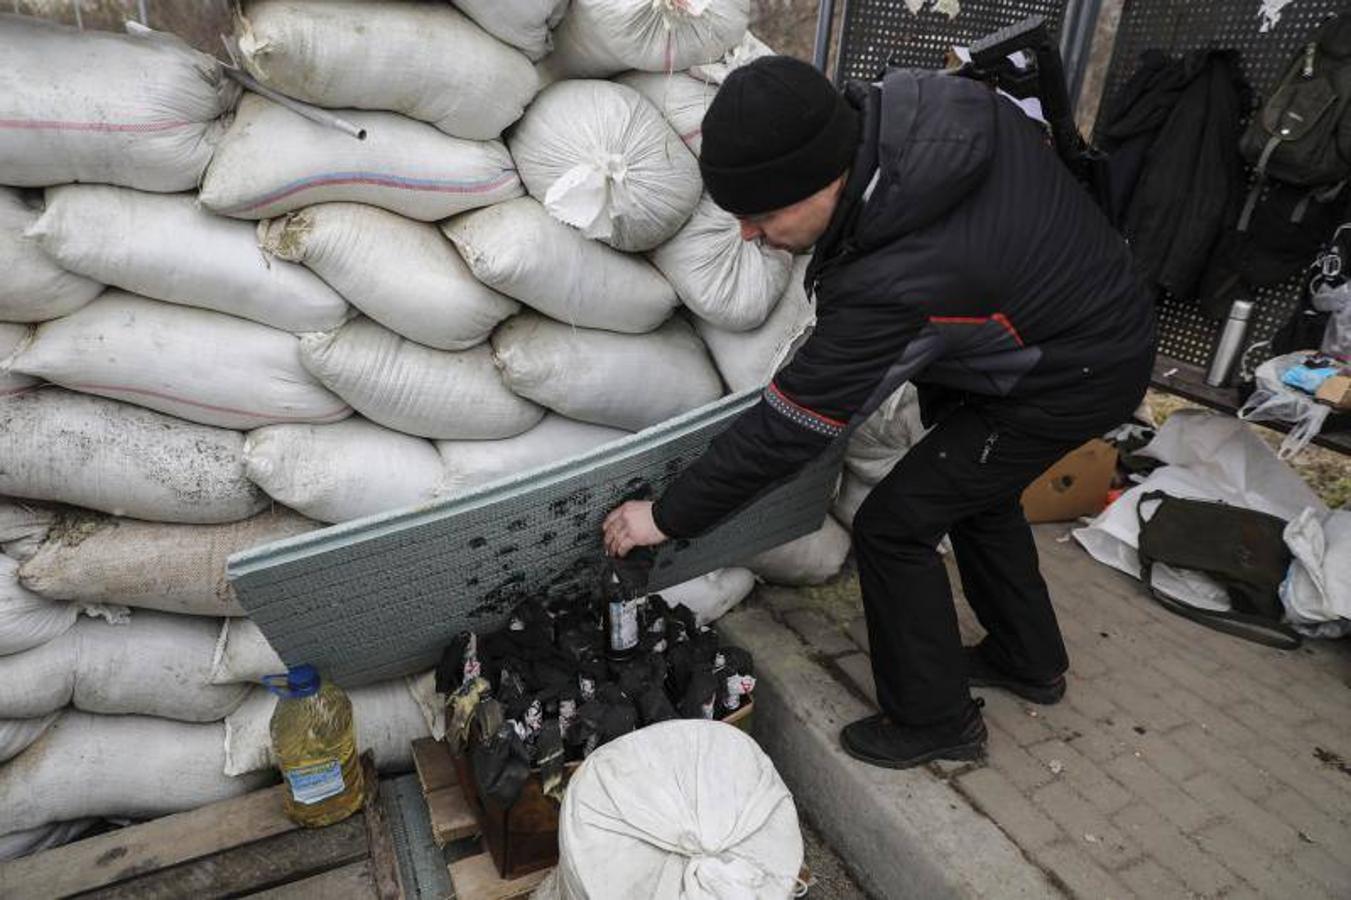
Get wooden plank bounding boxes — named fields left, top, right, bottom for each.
left=243, top=861, right=378, bottom=900
left=426, top=787, right=479, bottom=847
left=412, top=738, right=458, bottom=794
left=0, top=786, right=298, bottom=900
left=77, top=814, right=369, bottom=900
left=448, top=854, right=551, bottom=900
left=360, top=760, right=404, bottom=900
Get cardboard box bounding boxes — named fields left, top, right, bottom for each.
left=1020, top=439, right=1119, bottom=524
left=1315, top=374, right=1351, bottom=410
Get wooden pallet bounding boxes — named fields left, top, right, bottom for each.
left=0, top=757, right=402, bottom=900
left=411, top=739, right=550, bottom=900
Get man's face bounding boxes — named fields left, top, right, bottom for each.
left=735, top=175, right=846, bottom=253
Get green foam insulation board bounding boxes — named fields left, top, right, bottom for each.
left=227, top=390, right=845, bottom=686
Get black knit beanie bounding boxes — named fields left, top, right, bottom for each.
left=699, top=56, right=860, bottom=216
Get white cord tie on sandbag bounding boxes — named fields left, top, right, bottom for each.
left=545, top=154, right=632, bottom=242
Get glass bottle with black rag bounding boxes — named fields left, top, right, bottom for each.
left=264, top=664, right=365, bottom=827
left=601, top=559, right=642, bottom=662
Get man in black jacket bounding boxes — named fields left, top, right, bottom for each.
left=603, top=57, right=1155, bottom=768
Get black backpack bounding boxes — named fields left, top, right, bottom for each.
left=1240, top=13, right=1351, bottom=189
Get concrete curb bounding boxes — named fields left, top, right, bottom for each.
left=719, top=606, right=1061, bottom=900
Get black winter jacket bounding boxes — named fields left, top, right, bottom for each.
left=652, top=69, right=1156, bottom=540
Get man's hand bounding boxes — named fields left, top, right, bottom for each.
left=602, top=500, right=668, bottom=558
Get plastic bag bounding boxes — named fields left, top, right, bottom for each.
left=1238, top=352, right=1331, bottom=458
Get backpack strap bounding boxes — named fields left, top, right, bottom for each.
left=1135, top=492, right=1302, bottom=650
left=1238, top=136, right=1284, bottom=232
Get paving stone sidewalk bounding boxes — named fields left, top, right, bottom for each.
left=760, top=524, right=1351, bottom=899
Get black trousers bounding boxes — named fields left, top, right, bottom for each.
left=852, top=383, right=1143, bottom=725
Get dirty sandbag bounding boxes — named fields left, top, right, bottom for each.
left=243, top=418, right=446, bottom=524
left=697, top=255, right=815, bottom=392
left=0, top=389, right=267, bottom=525
left=746, top=516, right=851, bottom=586
left=491, top=313, right=723, bottom=431
left=239, top=1, right=538, bottom=140
left=0, top=555, right=77, bottom=658
left=0, top=711, right=60, bottom=764
left=553, top=719, right=802, bottom=900
left=443, top=197, right=678, bottom=334
left=846, top=382, right=927, bottom=486
left=508, top=80, right=702, bottom=252
left=300, top=317, right=543, bottom=440
left=649, top=193, right=793, bottom=332
left=0, top=612, right=250, bottom=722
left=0, top=712, right=270, bottom=836
left=542, top=0, right=749, bottom=80
left=31, top=185, right=350, bottom=333
left=0, top=15, right=238, bottom=192
left=658, top=567, right=755, bottom=627
left=1281, top=507, right=1351, bottom=632
left=8, top=292, right=351, bottom=430
left=18, top=508, right=317, bottom=618
left=0, top=497, right=54, bottom=563
left=452, top=0, right=568, bottom=61
left=0, top=818, right=97, bottom=864
left=439, top=414, right=629, bottom=497
left=260, top=202, right=515, bottom=351
left=201, top=94, right=522, bottom=222
left=0, top=324, right=38, bottom=402
left=0, top=188, right=102, bottom=323
left=210, top=617, right=285, bottom=685
left=687, top=30, right=776, bottom=84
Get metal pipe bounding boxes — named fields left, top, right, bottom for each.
left=225, top=67, right=367, bottom=140
left=813, top=0, right=837, bottom=76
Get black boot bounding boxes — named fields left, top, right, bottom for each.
left=840, top=700, right=987, bottom=769
left=965, top=642, right=1066, bottom=705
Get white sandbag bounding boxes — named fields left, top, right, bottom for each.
left=301, top=317, right=543, bottom=440
left=223, top=676, right=432, bottom=776
left=210, top=618, right=284, bottom=685
left=0, top=15, right=238, bottom=192
left=442, top=197, right=677, bottom=333
left=554, top=719, right=801, bottom=900
left=260, top=203, right=516, bottom=350
left=649, top=193, right=793, bottom=331
left=0, top=818, right=96, bottom=864
left=439, top=414, right=629, bottom=496
left=1, top=555, right=77, bottom=657
left=19, top=509, right=316, bottom=618
left=746, top=517, right=851, bottom=586
left=832, top=473, right=872, bottom=531
left=687, top=30, right=775, bottom=84
left=8, top=292, right=351, bottom=430
left=30, top=185, right=349, bottom=332
left=0, top=613, right=250, bottom=721
left=0, top=324, right=38, bottom=400
left=492, top=313, right=723, bottom=430
left=695, top=256, right=815, bottom=392
left=239, top=1, right=538, bottom=140
left=1282, top=509, right=1351, bottom=630
left=0, top=188, right=102, bottom=322
left=614, top=71, right=713, bottom=155
left=0, top=713, right=59, bottom=765
left=845, top=382, right=926, bottom=486
left=0, top=712, right=269, bottom=835
left=244, top=418, right=445, bottom=523
left=508, top=80, right=702, bottom=252
left=660, top=567, right=755, bottom=627
left=452, top=0, right=568, bottom=60
left=0, top=498, right=55, bottom=563
left=543, top=0, right=749, bottom=80
left=201, top=94, right=523, bottom=222
left=0, top=389, right=266, bottom=524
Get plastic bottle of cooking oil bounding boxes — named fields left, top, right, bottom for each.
left=263, top=665, right=365, bottom=827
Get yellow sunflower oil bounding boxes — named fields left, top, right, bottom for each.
left=264, top=665, right=365, bottom=827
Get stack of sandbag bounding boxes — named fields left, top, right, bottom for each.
left=0, top=0, right=861, bottom=859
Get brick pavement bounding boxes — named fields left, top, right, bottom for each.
left=760, top=524, right=1351, bottom=899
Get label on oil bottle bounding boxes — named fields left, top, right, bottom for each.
left=608, top=598, right=639, bottom=652
left=284, top=760, right=346, bottom=805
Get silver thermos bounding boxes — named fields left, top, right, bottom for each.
left=1205, top=299, right=1255, bottom=387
